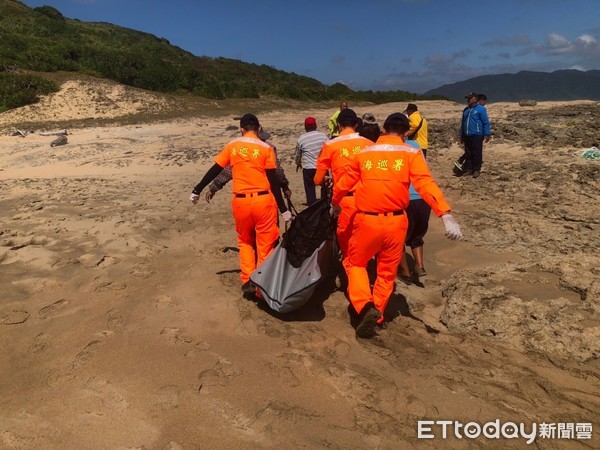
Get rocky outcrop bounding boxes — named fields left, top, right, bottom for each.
left=440, top=258, right=599, bottom=362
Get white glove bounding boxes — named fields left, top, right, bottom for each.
left=441, top=214, right=462, bottom=240
left=330, top=204, right=341, bottom=218
left=281, top=210, right=293, bottom=223
left=189, top=193, right=200, bottom=205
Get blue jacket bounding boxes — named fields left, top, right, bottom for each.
left=406, top=139, right=423, bottom=201
left=461, top=104, right=490, bottom=137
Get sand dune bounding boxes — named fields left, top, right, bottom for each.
left=1, top=80, right=598, bottom=449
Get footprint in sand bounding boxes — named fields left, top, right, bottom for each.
left=183, top=341, right=211, bottom=358
left=28, top=333, right=50, bottom=354
left=160, top=327, right=193, bottom=345
left=47, top=338, right=106, bottom=385
left=163, top=442, right=185, bottom=450
left=233, top=306, right=285, bottom=338
left=154, top=385, right=180, bottom=411
left=38, top=299, right=68, bottom=319
left=218, top=271, right=242, bottom=288
left=155, top=295, right=175, bottom=309
left=129, top=263, right=154, bottom=279
left=46, top=368, right=76, bottom=387
left=71, top=340, right=104, bottom=369
left=0, top=310, right=30, bottom=325
left=50, top=257, right=80, bottom=269
left=95, top=255, right=121, bottom=268
left=106, top=309, right=127, bottom=330
left=84, top=378, right=129, bottom=412
left=265, top=360, right=301, bottom=388
left=198, top=358, right=242, bottom=388
left=93, top=279, right=127, bottom=292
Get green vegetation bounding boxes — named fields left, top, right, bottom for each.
left=0, top=72, right=58, bottom=112
left=0, top=0, right=445, bottom=110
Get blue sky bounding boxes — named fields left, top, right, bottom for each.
left=22, top=0, right=600, bottom=93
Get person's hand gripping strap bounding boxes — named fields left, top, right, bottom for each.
left=281, top=210, right=293, bottom=223
left=330, top=204, right=341, bottom=218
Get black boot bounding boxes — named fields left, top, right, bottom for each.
left=241, top=280, right=256, bottom=294
left=355, top=303, right=381, bottom=339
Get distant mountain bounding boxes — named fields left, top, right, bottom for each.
left=0, top=0, right=442, bottom=106
left=425, top=70, right=600, bottom=102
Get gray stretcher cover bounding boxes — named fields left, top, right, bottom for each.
left=250, top=239, right=333, bottom=313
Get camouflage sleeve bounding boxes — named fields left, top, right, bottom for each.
left=208, top=165, right=232, bottom=192
left=272, top=145, right=289, bottom=188
left=276, top=161, right=289, bottom=188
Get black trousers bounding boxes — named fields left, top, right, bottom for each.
left=405, top=199, right=431, bottom=248
left=463, top=135, right=484, bottom=172
left=302, top=168, right=320, bottom=206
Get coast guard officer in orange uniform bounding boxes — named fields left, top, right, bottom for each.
left=190, top=114, right=292, bottom=294
left=333, top=113, right=462, bottom=338
left=314, top=108, right=373, bottom=258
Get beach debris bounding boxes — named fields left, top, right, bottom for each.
left=40, top=129, right=68, bottom=136
left=519, top=99, right=537, bottom=106
left=11, top=129, right=27, bottom=137
left=50, top=135, right=68, bottom=147
left=573, top=146, right=600, bottom=160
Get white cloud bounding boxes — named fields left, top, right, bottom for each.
left=535, top=32, right=600, bottom=60
left=547, top=32, right=569, bottom=48
left=577, top=34, right=597, bottom=46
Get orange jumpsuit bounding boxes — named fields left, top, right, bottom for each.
left=214, top=132, right=279, bottom=284
left=314, top=129, right=373, bottom=256
left=333, top=135, right=452, bottom=321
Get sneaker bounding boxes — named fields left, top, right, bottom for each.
left=452, top=161, right=465, bottom=177
left=414, top=267, right=427, bottom=278
left=472, top=171, right=480, bottom=178
left=241, top=280, right=256, bottom=294
left=355, top=303, right=381, bottom=339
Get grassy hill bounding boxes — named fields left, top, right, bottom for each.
left=425, top=70, right=600, bottom=102
left=0, top=0, right=443, bottom=111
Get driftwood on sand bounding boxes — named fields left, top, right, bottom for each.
left=40, top=129, right=68, bottom=136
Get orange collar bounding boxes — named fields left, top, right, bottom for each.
left=376, top=135, right=405, bottom=145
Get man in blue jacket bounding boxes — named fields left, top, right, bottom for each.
left=460, top=92, right=491, bottom=178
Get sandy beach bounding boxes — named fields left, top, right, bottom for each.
left=1, top=79, right=598, bottom=449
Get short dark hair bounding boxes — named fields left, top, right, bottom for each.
left=337, top=108, right=358, bottom=127
left=383, top=113, right=409, bottom=135
left=240, top=113, right=260, bottom=132
left=478, top=94, right=487, bottom=101
left=359, top=123, right=381, bottom=142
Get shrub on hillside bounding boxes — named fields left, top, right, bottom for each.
left=0, top=72, right=59, bottom=112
